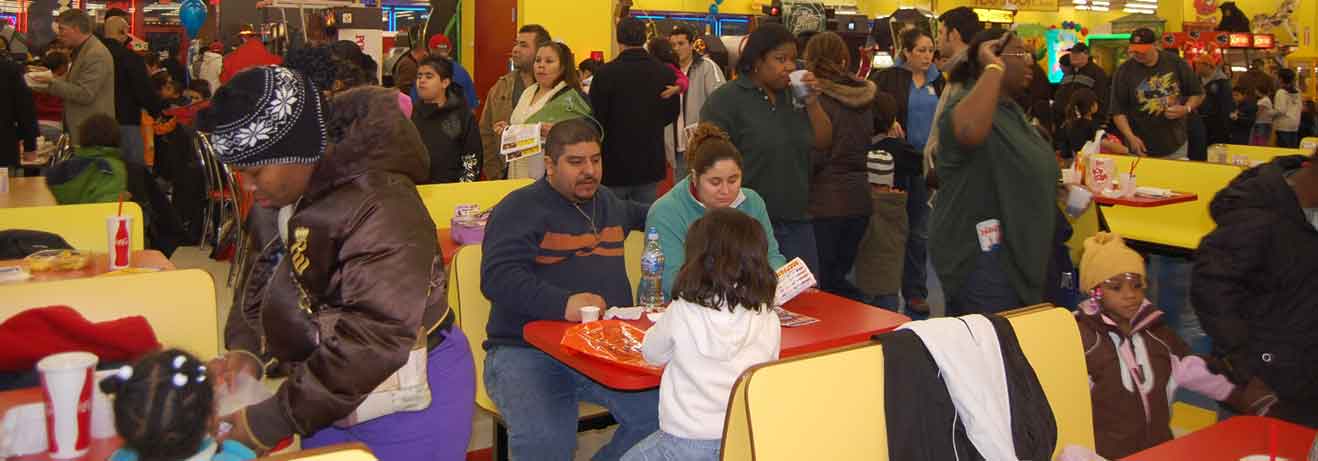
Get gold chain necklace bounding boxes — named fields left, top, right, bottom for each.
left=573, top=198, right=599, bottom=240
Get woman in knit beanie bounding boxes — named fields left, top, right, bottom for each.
left=1076, top=233, right=1279, bottom=459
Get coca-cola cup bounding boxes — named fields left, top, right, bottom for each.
left=107, top=216, right=132, bottom=270
left=37, top=352, right=99, bottom=459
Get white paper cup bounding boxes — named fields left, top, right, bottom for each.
left=1119, top=173, right=1137, bottom=198
left=1060, top=169, right=1079, bottom=185
left=580, top=306, right=601, bottom=323
left=1065, top=185, right=1094, bottom=218
left=37, top=352, right=99, bottom=459
left=788, top=70, right=809, bottom=105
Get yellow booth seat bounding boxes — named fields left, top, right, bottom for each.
left=417, top=179, right=533, bottom=229
left=0, top=202, right=145, bottom=251
left=0, top=269, right=219, bottom=357
left=1218, top=144, right=1305, bottom=165
left=259, top=443, right=376, bottom=461
left=447, top=245, right=612, bottom=458
left=1302, top=137, right=1318, bottom=153
left=1095, top=155, right=1242, bottom=250
left=720, top=305, right=1092, bottom=460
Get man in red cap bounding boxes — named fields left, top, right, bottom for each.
left=1110, top=27, right=1203, bottom=158
left=220, top=25, right=281, bottom=84
left=424, top=34, right=477, bottom=109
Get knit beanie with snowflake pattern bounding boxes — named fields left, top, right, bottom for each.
left=208, top=65, right=327, bottom=167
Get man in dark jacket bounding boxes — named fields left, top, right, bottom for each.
left=590, top=17, right=680, bottom=204
left=204, top=67, right=472, bottom=457
left=1192, top=152, right=1318, bottom=427
left=0, top=54, right=37, bottom=169
left=1067, top=43, right=1109, bottom=113
left=103, top=16, right=161, bottom=166
left=1194, top=54, right=1233, bottom=156
left=413, top=55, right=481, bottom=183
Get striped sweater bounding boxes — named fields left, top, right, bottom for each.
left=480, top=178, right=649, bottom=348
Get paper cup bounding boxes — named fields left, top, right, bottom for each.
left=788, top=70, right=809, bottom=106
left=1060, top=169, right=1079, bottom=185
left=1065, top=185, right=1093, bottom=218
left=1119, top=173, right=1137, bottom=198
left=37, top=352, right=98, bottom=459
left=580, top=306, right=601, bottom=323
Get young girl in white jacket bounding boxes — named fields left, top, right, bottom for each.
left=623, top=207, right=782, bottom=461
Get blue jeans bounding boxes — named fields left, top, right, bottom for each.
left=611, top=183, right=659, bottom=205
left=812, top=215, right=869, bottom=302
left=1149, top=254, right=1210, bottom=353
left=673, top=153, right=688, bottom=182
left=771, top=219, right=819, bottom=277
left=894, top=173, right=930, bottom=304
left=947, top=250, right=1022, bottom=316
left=621, top=431, right=720, bottom=461
left=1276, top=131, right=1300, bottom=148
left=119, top=125, right=145, bottom=166
left=484, top=346, right=659, bottom=461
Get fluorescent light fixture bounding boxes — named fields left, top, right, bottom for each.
left=1074, top=4, right=1090, bottom=9
left=1091, top=5, right=1109, bottom=10
left=1091, top=1, right=1109, bottom=4
left=1072, top=0, right=1086, bottom=4
left=1231, top=66, right=1248, bottom=72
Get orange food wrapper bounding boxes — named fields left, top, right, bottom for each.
left=560, top=320, right=663, bottom=375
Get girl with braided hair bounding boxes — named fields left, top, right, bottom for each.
left=101, top=349, right=256, bottom=461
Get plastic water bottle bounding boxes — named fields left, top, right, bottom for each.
left=638, top=227, right=665, bottom=311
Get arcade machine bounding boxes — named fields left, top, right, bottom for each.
left=867, top=8, right=935, bottom=78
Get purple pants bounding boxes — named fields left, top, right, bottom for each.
left=301, top=326, right=476, bottom=461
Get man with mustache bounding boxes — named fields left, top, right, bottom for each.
left=480, top=118, right=657, bottom=460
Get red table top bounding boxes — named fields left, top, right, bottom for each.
left=522, top=289, right=911, bottom=390
left=0, top=388, right=122, bottom=461
left=1123, top=416, right=1316, bottom=460
left=1094, top=191, right=1198, bottom=207
left=0, top=250, right=175, bottom=283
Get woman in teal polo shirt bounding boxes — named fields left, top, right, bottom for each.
left=646, top=123, right=787, bottom=298
left=701, top=23, right=833, bottom=276
left=930, top=30, right=1059, bottom=316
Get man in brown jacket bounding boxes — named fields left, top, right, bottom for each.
left=30, top=9, right=114, bottom=146
left=204, top=67, right=473, bottom=457
left=477, top=24, right=549, bottom=180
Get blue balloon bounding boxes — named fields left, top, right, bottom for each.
left=709, top=4, right=718, bottom=15
left=179, top=0, right=207, bottom=38
left=714, top=0, right=723, bottom=4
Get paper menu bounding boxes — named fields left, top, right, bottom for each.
left=773, top=257, right=816, bottom=307
left=500, top=123, right=543, bottom=162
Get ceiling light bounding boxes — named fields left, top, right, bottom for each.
left=1091, top=5, right=1109, bottom=10
left=1075, top=5, right=1090, bottom=9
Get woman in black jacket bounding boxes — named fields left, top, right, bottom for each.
left=869, top=27, right=944, bottom=315
left=413, top=55, right=481, bottom=183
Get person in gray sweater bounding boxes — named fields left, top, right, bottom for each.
left=664, top=24, right=726, bottom=181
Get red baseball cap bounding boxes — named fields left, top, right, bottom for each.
left=428, top=34, right=451, bottom=51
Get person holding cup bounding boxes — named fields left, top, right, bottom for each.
left=928, top=30, right=1059, bottom=316
left=701, top=23, right=833, bottom=276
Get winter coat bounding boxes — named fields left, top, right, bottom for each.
left=104, top=38, right=161, bottom=125
left=1192, top=155, right=1318, bottom=427
left=220, top=39, right=281, bottom=84
left=45, top=145, right=127, bottom=204
left=225, top=87, right=449, bottom=446
left=478, top=71, right=527, bottom=180
left=413, top=86, right=482, bottom=183
left=0, top=59, right=37, bottom=168
left=809, top=77, right=876, bottom=218
left=591, top=48, right=681, bottom=187
left=663, top=55, right=725, bottom=165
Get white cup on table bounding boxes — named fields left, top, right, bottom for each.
left=580, top=306, right=601, bottom=323
left=36, top=351, right=98, bottom=459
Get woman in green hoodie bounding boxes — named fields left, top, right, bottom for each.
left=46, top=113, right=127, bottom=204
left=495, top=41, right=594, bottom=180
left=646, top=123, right=787, bottom=298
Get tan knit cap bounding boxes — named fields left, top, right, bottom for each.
left=1080, top=232, right=1146, bottom=292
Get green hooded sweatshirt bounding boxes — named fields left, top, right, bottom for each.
left=47, top=146, right=128, bottom=205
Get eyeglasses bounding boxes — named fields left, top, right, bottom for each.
left=1000, top=51, right=1031, bottom=60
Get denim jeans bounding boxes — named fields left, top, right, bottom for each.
left=812, top=215, right=869, bottom=302
left=621, top=430, right=720, bottom=461
left=119, top=125, right=145, bottom=166
left=947, top=250, right=1023, bottom=316
left=894, top=173, right=929, bottom=304
left=484, top=346, right=659, bottom=461
left=1148, top=254, right=1209, bottom=353
left=771, top=219, right=819, bottom=277
left=673, top=153, right=688, bottom=182
left=1276, top=131, right=1300, bottom=148
left=611, top=182, right=659, bottom=205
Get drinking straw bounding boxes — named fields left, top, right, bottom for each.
left=116, top=191, right=125, bottom=216
left=1131, top=157, right=1142, bottom=176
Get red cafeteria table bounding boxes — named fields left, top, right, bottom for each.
left=523, top=289, right=911, bottom=390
